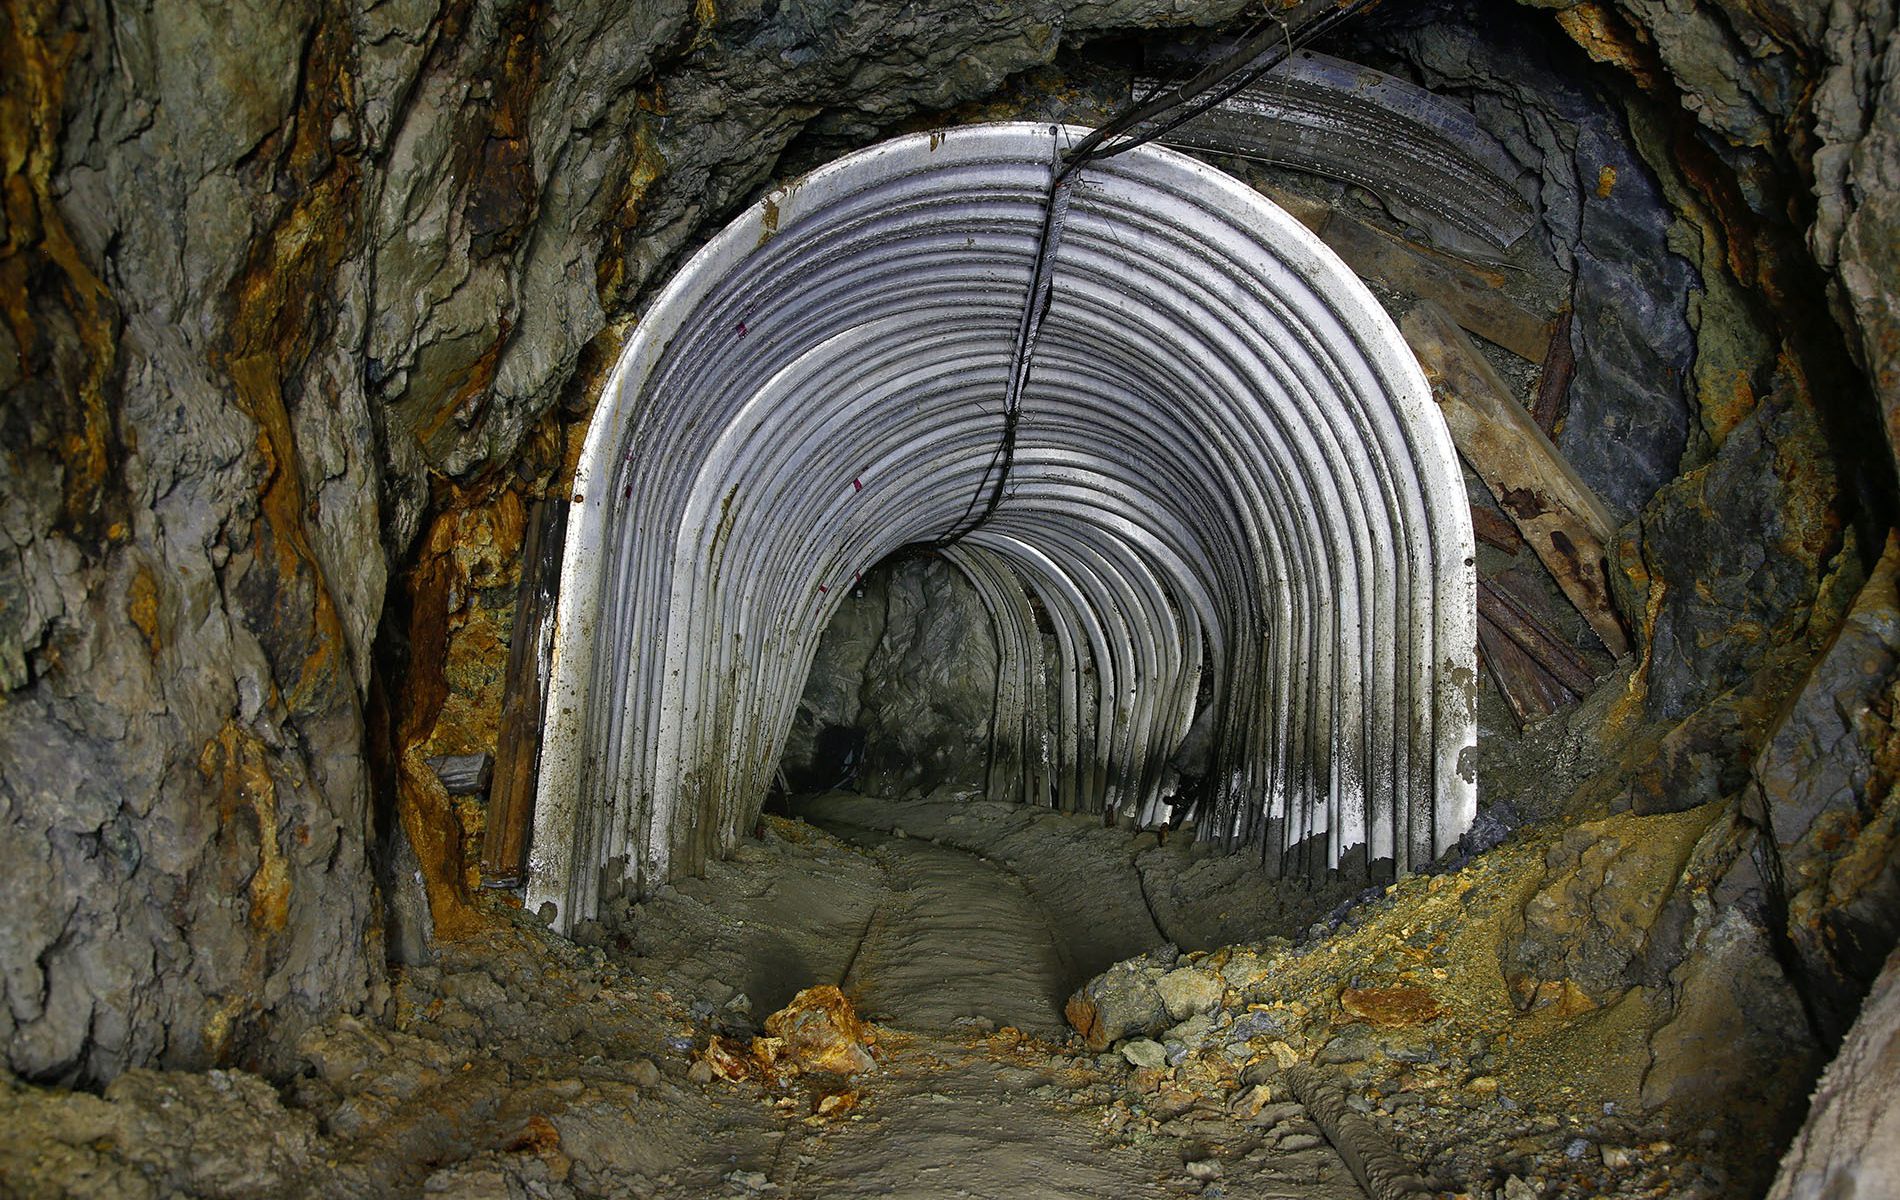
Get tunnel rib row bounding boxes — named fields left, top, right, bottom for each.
left=529, top=123, right=1477, bottom=933
left=1142, top=49, right=1536, bottom=248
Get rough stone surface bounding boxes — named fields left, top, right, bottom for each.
left=1120, top=1038, right=1167, bottom=1069
left=1064, top=951, right=1174, bottom=1051
left=1155, top=966, right=1225, bottom=1022
left=1635, top=392, right=1843, bottom=719
left=7, top=3, right=1900, bottom=1152
left=0, top=0, right=1270, bottom=1085
left=1753, top=531, right=1900, bottom=1038
left=1502, top=807, right=1719, bottom=1012
left=1769, top=944, right=1900, bottom=1200
left=0, top=0, right=382, bottom=1086
left=1807, top=0, right=1900, bottom=482
left=783, top=555, right=1001, bottom=800
left=1362, top=0, right=1698, bottom=521
left=1641, top=903, right=1820, bottom=1130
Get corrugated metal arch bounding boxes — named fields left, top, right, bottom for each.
left=528, top=123, right=1477, bottom=932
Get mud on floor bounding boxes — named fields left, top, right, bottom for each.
left=1, top=799, right=1811, bottom=1199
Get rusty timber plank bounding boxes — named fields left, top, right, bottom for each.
left=1263, top=185, right=1552, bottom=363
left=1403, top=300, right=1631, bottom=658
left=482, top=496, right=568, bottom=886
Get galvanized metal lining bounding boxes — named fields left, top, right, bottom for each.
left=529, top=123, right=1476, bottom=932
left=1141, top=48, right=1535, bottom=248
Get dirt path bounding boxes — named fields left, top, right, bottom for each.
left=609, top=811, right=1369, bottom=1197
left=838, top=831, right=1073, bottom=1036
left=780, top=1043, right=1219, bottom=1199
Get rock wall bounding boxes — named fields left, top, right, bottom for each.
left=1, top=1, right=384, bottom=1086
left=0, top=0, right=1261, bottom=1085
left=1768, top=943, right=1900, bottom=1200
left=780, top=555, right=1001, bottom=801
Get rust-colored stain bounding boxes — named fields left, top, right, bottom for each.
left=226, top=353, right=351, bottom=718
left=760, top=192, right=782, bottom=245
left=1553, top=2, right=1659, bottom=90
left=595, top=121, right=667, bottom=302
left=1702, top=366, right=1759, bottom=446
left=505, top=1114, right=563, bottom=1156
left=200, top=722, right=292, bottom=935
left=1340, top=984, right=1444, bottom=1027
left=1596, top=164, right=1617, bottom=198
left=127, top=564, right=161, bottom=656
left=1, top=0, right=119, bottom=538
left=200, top=993, right=249, bottom=1064
left=415, top=324, right=512, bottom=454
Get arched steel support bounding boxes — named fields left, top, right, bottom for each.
left=528, top=123, right=1477, bottom=933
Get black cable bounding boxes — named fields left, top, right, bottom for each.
left=931, top=0, right=1379, bottom=548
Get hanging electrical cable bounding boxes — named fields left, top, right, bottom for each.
left=527, top=120, right=1475, bottom=934
left=931, top=0, right=1381, bottom=548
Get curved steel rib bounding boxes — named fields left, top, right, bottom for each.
left=528, top=123, right=1477, bottom=933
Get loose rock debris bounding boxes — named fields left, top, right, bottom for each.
left=0, top=806, right=1818, bottom=1198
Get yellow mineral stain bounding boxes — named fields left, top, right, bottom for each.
left=1554, top=2, right=1658, bottom=90
left=201, top=993, right=247, bottom=1061
left=127, top=564, right=161, bottom=655
left=200, top=722, right=292, bottom=934
left=760, top=192, right=781, bottom=245
left=1, top=1, right=117, bottom=533
left=226, top=353, right=349, bottom=716
left=1596, top=164, right=1617, bottom=198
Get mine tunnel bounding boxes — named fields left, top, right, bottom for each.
left=4, top=0, right=1900, bottom=1198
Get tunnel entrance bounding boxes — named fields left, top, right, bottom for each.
left=527, top=122, right=1477, bottom=934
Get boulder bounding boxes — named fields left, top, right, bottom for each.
left=1156, top=967, right=1226, bottom=1022
left=1769, top=945, right=1900, bottom=1200
left=1065, top=953, right=1172, bottom=1050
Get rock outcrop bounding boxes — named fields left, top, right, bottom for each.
left=0, top=0, right=1265, bottom=1085
left=1768, top=944, right=1900, bottom=1200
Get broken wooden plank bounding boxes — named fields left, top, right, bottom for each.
left=1470, top=503, right=1524, bottom=554
left=1488, top=565, right=1611, bottom=668
left=1261, top=184, right=1553, bottom=362
left=1478, top=577, right=1599, bottom=695
left=482, top=495, right=568, bottom=887
left=1531, top=308, right=1575, bottom=436
left=1477, top=610, right=1572, bottom=728
left=1402, top=300, right=1631, bottom=658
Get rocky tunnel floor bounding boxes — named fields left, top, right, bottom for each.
left=2, top=796, right=1783, bottom=1199
left=603, top=801, right=1371, bottom=1197
left=1, top=806, right=1367, bottom=1199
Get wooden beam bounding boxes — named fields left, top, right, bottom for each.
left=1402, top=300, right=1631, bottom=658
left=482, top=496, right=568, bottom=887
left=1477, top=611, right=1572, bottom=729
left=1261, top=184, right=1553, bottom=363
left=1478, top=577, right=1599, bottom=695
left=1470, top=503, right=1524, bottom=554
left=1531, top=308, right=1575, bottom=436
